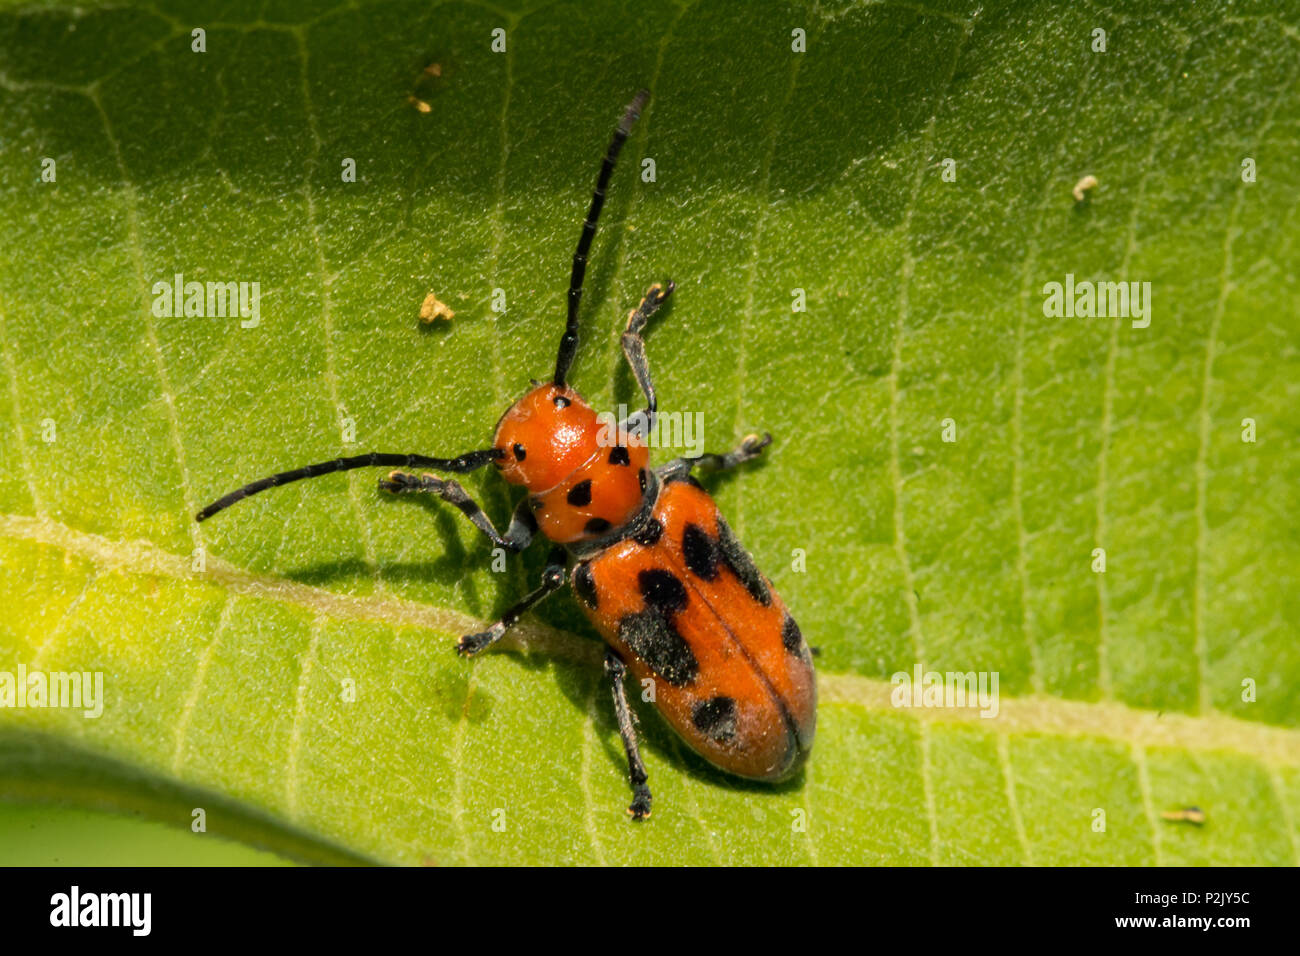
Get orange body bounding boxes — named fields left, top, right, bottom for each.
left=493, top=383, right=816, bottom=780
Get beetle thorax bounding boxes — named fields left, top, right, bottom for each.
left=492, top=384, right=651, bottom=543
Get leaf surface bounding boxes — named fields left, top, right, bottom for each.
left=0, top=0, right=1297, bottom=864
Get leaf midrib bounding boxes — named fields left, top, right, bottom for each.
left=3, top=510, right=1298, bottom=771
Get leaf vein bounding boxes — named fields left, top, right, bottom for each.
left=293, top=29, right=382, bottom=583
left=1193, top=60, right=1299, bottom=714
left=1095, top=35, right=1192, bottom=699
left=90, top=88, right=202, bottom=551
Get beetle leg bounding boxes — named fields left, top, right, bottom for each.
left=380, top=473, right=537, bottom=552
left=456, top=546, right=568, bottom=656
left=657, top=431, right=772, bottom=483
left=618, top=280, right=674, bottom=436
left=604, top=648, right=652, bottom=821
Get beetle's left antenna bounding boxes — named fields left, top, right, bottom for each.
left=553, top=89, right=650, bottom=388
left=195, top=450, right=502, bottom=521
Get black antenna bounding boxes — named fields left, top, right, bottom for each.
left=195, top=450, right=502, bottom=521
left=554, top=89, right=650, bottom=387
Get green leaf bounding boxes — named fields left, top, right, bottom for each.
left=1, top=0, right=1297, bottom=865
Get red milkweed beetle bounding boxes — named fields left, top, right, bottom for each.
left=196, top=90, right=816, bottom=819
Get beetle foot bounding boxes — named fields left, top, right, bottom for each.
left=627, top=786, right=652, bottom=821
left=379, top=470, right=415, bottom=493
left=456, top=626, right=501, bottom=657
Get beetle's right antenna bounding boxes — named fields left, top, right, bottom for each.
left=553, top=89, right=650, bottom=388
left=195, top=450, right=501, bottom=521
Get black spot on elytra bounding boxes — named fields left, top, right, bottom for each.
left=573, top=563, right=598, bottom=609
left=529, top=495, right=544, bottom=512
left=584, top=517, right=612, bottom=535
left=553, top=395, right=571, bottom=408
left=608, top=446, right=631, bottom=466
left=567, top=479, right=592, bottom=507
left=638, top=568, right=687, bottom=614
left=781, top=614, right=803, bottom=652
left=717, top=518, right=771, bottom=606
left=682, top=523, right=719, bottom=580
left=512, top=442, right=526, bottom=461
left=633, top=517, right=663, bottom=547
left=691, top=696, right=738, bottom=742
left=618, top=610, right=698, bottom=686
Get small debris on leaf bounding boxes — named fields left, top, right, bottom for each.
left=419, top=291, right=455, bottom=323
left=1160, top=806, right=1206, bottom=825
